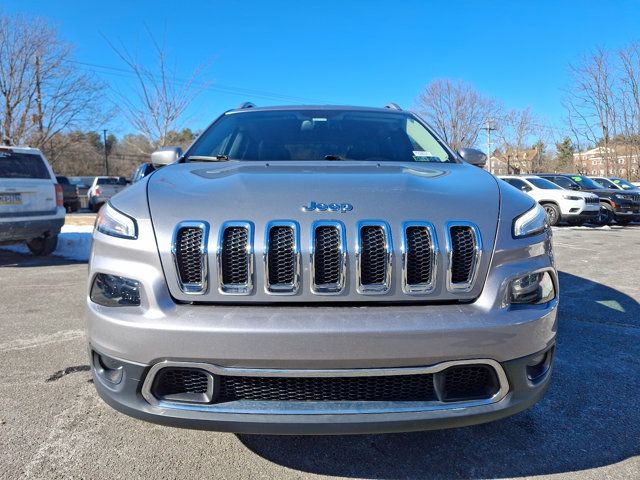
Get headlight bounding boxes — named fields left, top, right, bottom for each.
left=95, top=202, right=138, bottom=239
left=513, top=204, right=548, bottom=238
left=508, top=271, right=555, bottom=305
left=562, top=195, right=581, bottom=201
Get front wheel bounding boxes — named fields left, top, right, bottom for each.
left=27, top=234, right=58, bottom=256
left=542, top=203, right=560, bottom=226
left=597, top=204, right=614, bottom=225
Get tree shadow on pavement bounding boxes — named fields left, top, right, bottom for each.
left=238, top=271, right=640, bottom=479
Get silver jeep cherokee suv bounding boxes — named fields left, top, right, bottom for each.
left=87, top=105, right=557, bottom=434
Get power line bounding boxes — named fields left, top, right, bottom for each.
left=66, top=59, right=329, bottom=104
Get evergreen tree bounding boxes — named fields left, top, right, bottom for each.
left=555, top=137, right=575, bottom=171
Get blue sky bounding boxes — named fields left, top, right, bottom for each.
left=4, top=0, right=640, bottom=138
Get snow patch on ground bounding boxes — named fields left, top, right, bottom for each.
left=1, top=225, right=93, bottom=261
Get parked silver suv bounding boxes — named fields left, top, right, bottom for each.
left=87, top=105, right=557, bottom=434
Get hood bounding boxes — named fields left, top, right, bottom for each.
left=148, top=160, right=499, bottom=225
left=147, top=160, right=502, bottom=303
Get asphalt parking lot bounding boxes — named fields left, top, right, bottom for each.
left=0, top=225, right=638, bottom=479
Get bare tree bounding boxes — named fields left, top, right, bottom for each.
left=107, top=32, right=208, bottom=151
left=495, top=108, right=537, bottom=173
left=618, top=42, right=640, bottom=178
left=563, top=48, right=618, bottom=175
left=0, top=13, right=105, bottom=147
left=413, top=79, right=500, bottom=151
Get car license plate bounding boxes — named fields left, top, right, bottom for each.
left=0, top=193, right=22, bottom=205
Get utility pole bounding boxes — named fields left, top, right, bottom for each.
left=482, top=119, right=497, bottom=173
left=103, top=129, right=110, bottom=176
left=35, top=55, right=44, bottom=134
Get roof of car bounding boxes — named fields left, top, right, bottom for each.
left=225, top=105, right=411, bottom=115
left=0, top=145, right=43, bottom=155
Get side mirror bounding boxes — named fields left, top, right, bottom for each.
left=151, top=146, right=183, bottom=167
left=457, top=148, right=487, bottom=167
left=569, top=184, right=580, bottom=191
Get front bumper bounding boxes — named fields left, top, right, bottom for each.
left=87, top=213, right=558, bottom=433
left=91, top=346, right=555, bottom=434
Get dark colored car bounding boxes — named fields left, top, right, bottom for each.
left=55, top=175, right=81, bottom=213
left=131, top=162, right=156, bottom=183
left=538, top=174, right=640, bottom=225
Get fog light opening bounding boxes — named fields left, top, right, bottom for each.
left=509, top=271, right=555, bottom=305
left=90, top=273, right=141, bottom=307
left=93, top=352, right=124, bottom=385
left=526, top=348, right=554, bottom=382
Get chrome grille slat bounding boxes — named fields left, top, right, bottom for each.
left=218, top=222, right=254, bottom=294
left=356, top=221, right=392, bottom=294
left=264, top=221, right=300, bottom=294
left=446, top=222, right=482, bottom=292
left=402, top=222, right=437, bottom=294
left=310, top=221, right=346, bottom=295
left=171, top=221, right=209, bottom=294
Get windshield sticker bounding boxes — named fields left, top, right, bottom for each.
left=571, top=176, right=583, bottom=182
left=413, top=151, right=433, bottom=157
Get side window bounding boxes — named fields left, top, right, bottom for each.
left=552, top=177, right=570, bottom=189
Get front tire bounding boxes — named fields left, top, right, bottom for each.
left=27, top=234, right=58, bottom=256
left=597, top=204, right=614, bottom=225
left=542, top=203, right=561, bottom=226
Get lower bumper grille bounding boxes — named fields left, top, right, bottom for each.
left=148, top=364, right=501, bottom=405
left=218, top=373, right=437, bottom=402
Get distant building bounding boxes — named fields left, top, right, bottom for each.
left=490, top=148, right=541, bottom=175
left=573, top=146, right=640, bottom=180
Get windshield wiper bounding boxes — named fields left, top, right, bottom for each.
left=187, top=154, right=230, bottom=162
left=323, top=154, right=345, bottom=161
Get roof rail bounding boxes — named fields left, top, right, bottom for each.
left=237, top=102, right=256, bottom=109
left=384, top=103, right=402, bottom=111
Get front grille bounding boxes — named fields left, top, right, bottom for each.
left=312, top=223, right=345, bottom=293
left=173, top=223, right=207, bottom=293
left=217, top=374, right=437, bottom=402
left=265, top=223, right=299, bottom=293
left=404, top=224, right=436, bottom=293
left=219, top=223, right=253, bottom=294
left=585, top=196, right=599, bottom=204
left=170, top=219, right=484, bottom=298
left=449, top=226, right=477, bottom=285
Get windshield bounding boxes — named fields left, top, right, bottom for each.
left=569, top=175, right=605, bottom=190
left=611, top=178, right=638, bottom=190
left=187, top=110, right=453, bottom=163
left=0, top=151, right=50, bottom=179
left=527, top=177, right=561, bottom=190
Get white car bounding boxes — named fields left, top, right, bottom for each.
left=499, top=175, right=600, bottom=226
left=87, top=176, right=128, bottom=212
left=0, top=146, right=65, bottom=255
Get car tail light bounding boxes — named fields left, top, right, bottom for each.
left=55, top=183, right=64, bottom=207
left=94, top=186, right=101, bottom=196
